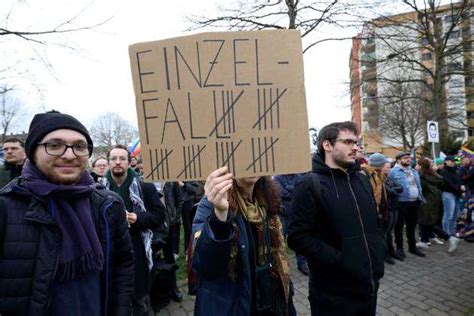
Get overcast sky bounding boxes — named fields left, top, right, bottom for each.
left=2, top=0, right=364, bottom=134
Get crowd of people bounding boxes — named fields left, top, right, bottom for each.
left=0, top=113, right=472, bottom=316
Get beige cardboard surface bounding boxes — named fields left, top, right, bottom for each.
left=129, top=29, right=311, bottom=182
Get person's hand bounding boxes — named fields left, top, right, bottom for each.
left=126, top=211, right=137, bottom=224
left=461, top=185, right=466, bottom=192
left=204, top=166, right=233, bottom=221
left=178, top=181, right=184, bottom=187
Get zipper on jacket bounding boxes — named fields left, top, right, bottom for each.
left=44, top=199, right=61, bottom=314
left=346, top=174, right=376, bottom=296
left=44, top=235, right=61, bottom=314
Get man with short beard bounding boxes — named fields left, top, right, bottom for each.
left=0, top=111, right=134, bottom=315
left=102, top=144, right=165, bottom=316
left=388, top=152, right=426, bottom=258
left=0, top=137, right=26, bottom=187
left=288, top=121, right=385, bottom=316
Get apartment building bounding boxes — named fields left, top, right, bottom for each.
left=350, top=2, right=474, bottom=156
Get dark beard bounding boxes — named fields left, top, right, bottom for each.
left=335, top=156, right=356, bottom=169
left=112, top=168, right=125, bottom=177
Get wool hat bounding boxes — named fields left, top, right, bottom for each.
left=25, top=110, right=93, bottom=160
left=444, top=156, right=455, bottom=162
left=395, top=152, right=410, bottom=160
left=368, top=153, right=387, bottom=167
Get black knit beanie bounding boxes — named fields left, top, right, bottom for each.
left=25, top=110, right=93, bottom=161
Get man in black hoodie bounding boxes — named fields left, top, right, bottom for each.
left=288, top=121, right=385, bottom=316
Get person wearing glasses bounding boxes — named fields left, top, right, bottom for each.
left=102, top=144, right=166, bottom=316
left=388, top=152, right=426, bottom=258
left=288, top=121, right=385, bottom=316
left=0, top=111, right=134, bottom=315
left=90, top=156, right=108, bottom=183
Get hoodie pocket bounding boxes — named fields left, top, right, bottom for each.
left=339, top=235, right=371, bottom=282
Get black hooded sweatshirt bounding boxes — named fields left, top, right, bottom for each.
left=288, top=154, right=385, bottom=299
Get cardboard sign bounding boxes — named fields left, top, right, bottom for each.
left=129, top=29, right=311, bottom=181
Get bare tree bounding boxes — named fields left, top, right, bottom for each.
left=1, top=1, right=111, bottom=89
left=377, top=79, right=428, bottom=151
left=89, top=113, right=138, bottom=148
left=0, top=85, right=28, bottom=140
left=186, top=0, right=375, bottom=53
left=361, top=0, right=473, bottom=150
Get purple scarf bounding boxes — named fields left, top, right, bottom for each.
left=21, top=160, right=104, bottom=282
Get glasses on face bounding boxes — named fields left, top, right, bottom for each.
left=95, top=164, right=108, bottom=168
left=334, top=138, right=359, bottom=146
left=38, top=141, right=91, bottom=157
left=108, top=156, right=128, bottom=162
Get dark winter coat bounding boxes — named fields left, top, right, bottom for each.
left=440, top=166, right=463, bottom=197
left=107, top=178, right=166, bottom=298
left=191, top=198, right=295, bottom=316
left=0, top=162, right=23, bottom=189
left=133, top=181, right=166, bottom=296
left=181, top=181, right=203, bottom=204
left=459, top=165, right=474, bottom=194
left=418, top=173, right=444, bottom=225
left=273, top=174, right=303, bottom=217
left=163, top=182, right=184, bottom=224
left=385, top=177, right=402, bottom=214
left=287, top=154, right=385, bottom=301
left=0, top=178, right=134, bottom=316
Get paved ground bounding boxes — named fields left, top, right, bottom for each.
left=157, top=240, right=474, bottom=315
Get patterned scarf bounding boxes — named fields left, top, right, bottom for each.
left=102, top=171, right=154, bottom=271
left=232, top=188, right=291, bottom=309
left=21, top=160, right=103, bottom=282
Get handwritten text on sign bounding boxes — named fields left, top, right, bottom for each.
left=129, top=30, right=311, bottom=181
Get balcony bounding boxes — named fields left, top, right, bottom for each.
left=362, top=68, right=377, bottom=82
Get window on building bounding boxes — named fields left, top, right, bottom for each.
left=466, top=77, right=473, bottom=87
left=420, top=37, right=429, bottom=46
left=448, top=30, right=460, bottom=39
left=422, top=52, right=432, bottom=60
left=444, top=15, right=453, bottom=23
left=452, top=131, right=465, bottom=139
left=464, top=41, right=472, bottom=51
left=448, top=61, right=462, bottom=72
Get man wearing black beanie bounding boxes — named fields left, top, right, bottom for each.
left=0, top=111, right=134, bottom=315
